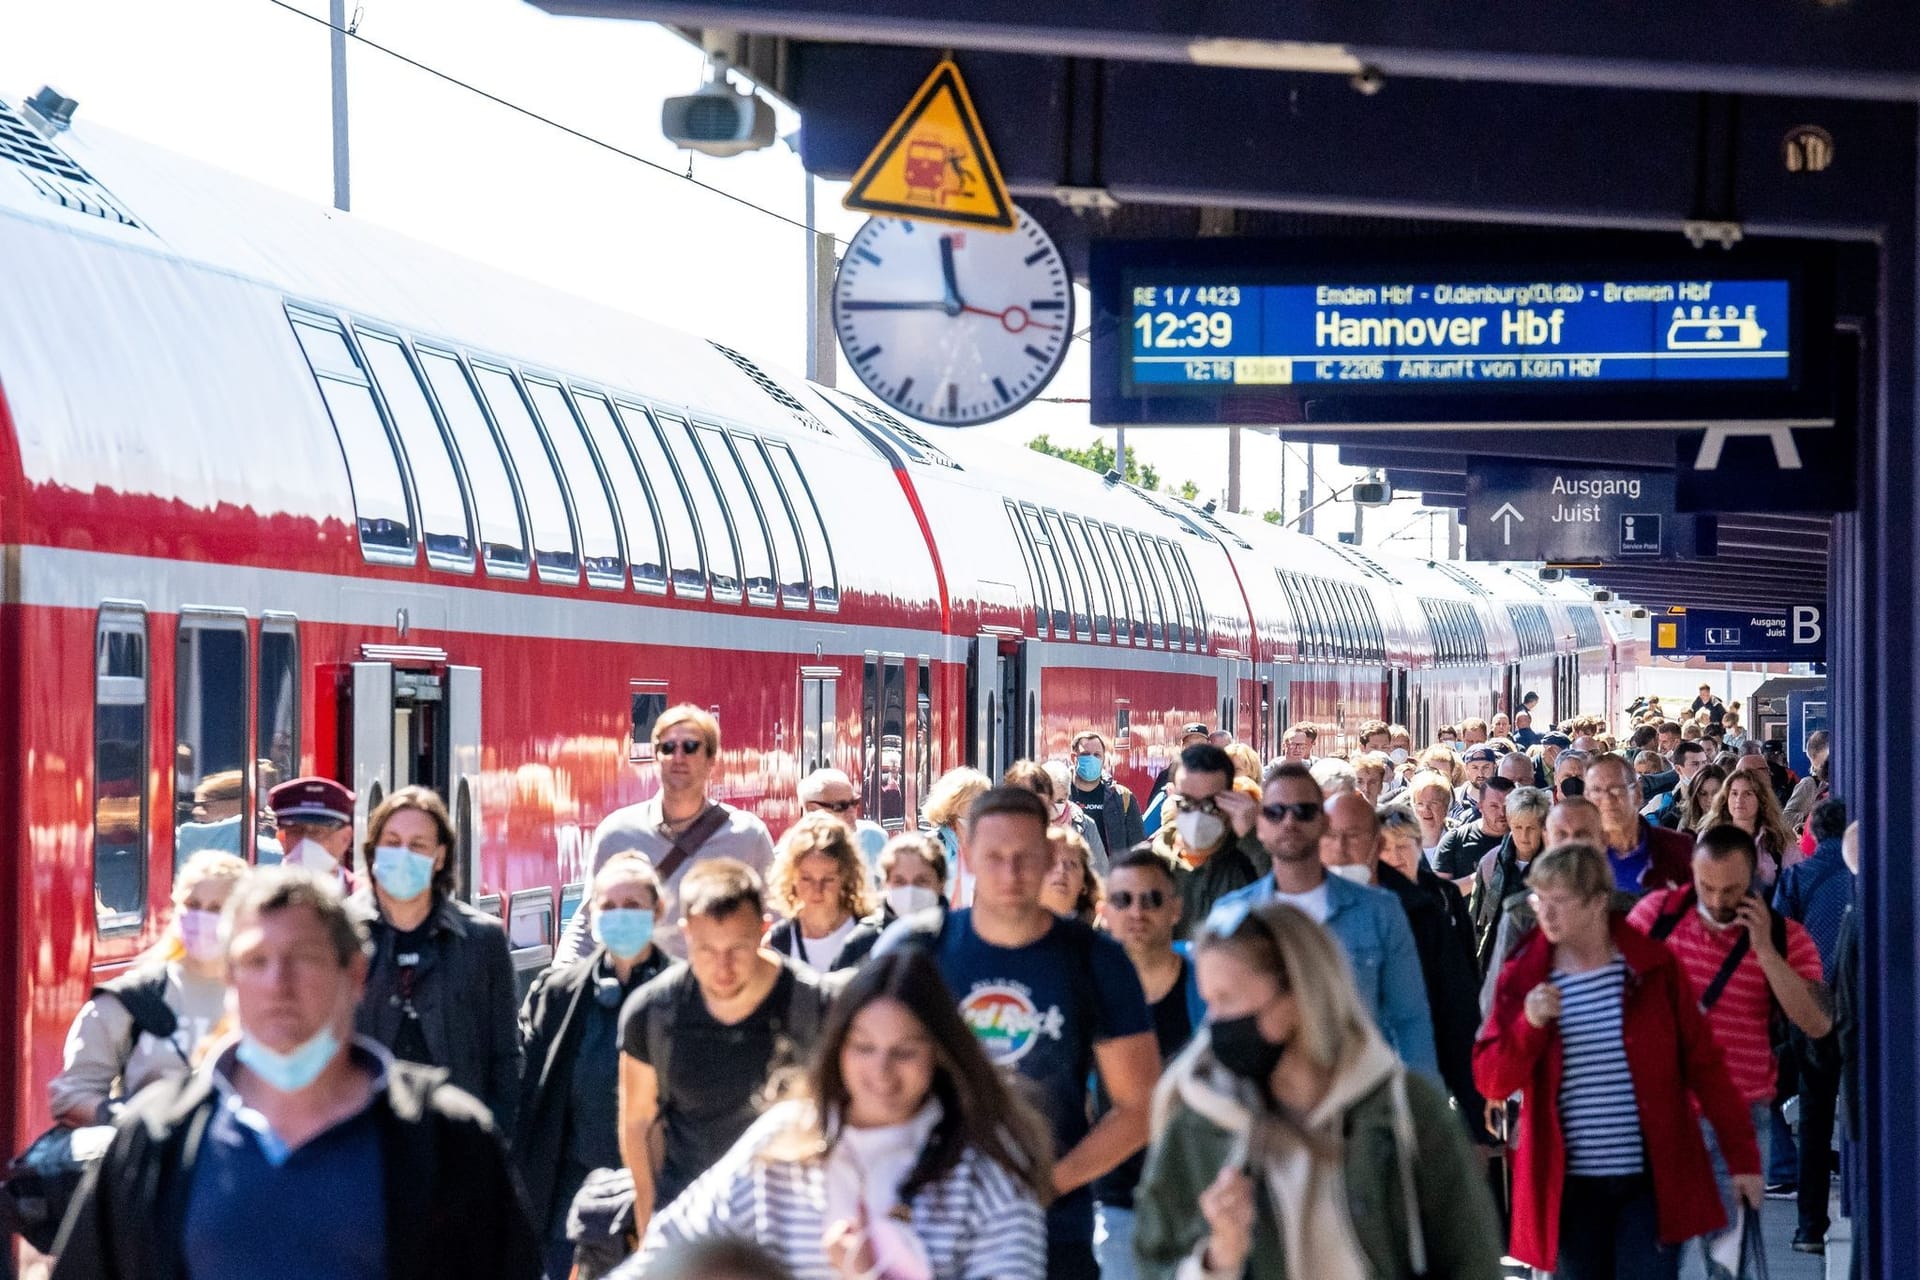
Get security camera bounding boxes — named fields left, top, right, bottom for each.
left=662, top=56, right=776, bottom=157
left=1591, top=589, right=1613, bottom=602
left=1350, top=479, right=1393, bottom=507
left=1630, top=607, right=1649, bottom=619
left=1538, top=568, right=1564, bottom=582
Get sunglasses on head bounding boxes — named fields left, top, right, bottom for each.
left=808, top=799, right=857, bottom=813
left=1261, top=800, right=1322, bottom=823
left=656, top=740, right=706, bottom=757
left=1107, top=888, right=1167, bottom=911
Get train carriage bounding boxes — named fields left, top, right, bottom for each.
left=0, top=97, right=1623, bottom=1166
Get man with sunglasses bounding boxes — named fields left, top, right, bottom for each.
left=1210, top=763, right=1439, bottom=1078
left=563, top=704, right=775, bottom=961
left=797, top=767, right=888, bottom=882
left=1091, top=845, right=1206, bottom=1280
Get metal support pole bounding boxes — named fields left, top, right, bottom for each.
left=329, top=0, right=350, bottom=212
left=1302, top=443, right=1316, bottom=535
left=1115, top=424, right=1127, bottom=482
left=1227, top=425, right=1242, bottom=512
left=804, top=174, right=836, bottom=386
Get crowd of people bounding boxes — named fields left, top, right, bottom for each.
left=25, top=692, right=1859, bottom=1280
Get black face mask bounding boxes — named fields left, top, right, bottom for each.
left=1210, top=1011, right=1286, bottom=1082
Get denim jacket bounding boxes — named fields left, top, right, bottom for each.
left=1210, top=873, right=1440, bottom=1080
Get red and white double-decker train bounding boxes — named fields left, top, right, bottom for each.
left=0, top=95, right=1619, bottom=1156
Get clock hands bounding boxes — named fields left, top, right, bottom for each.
left=939, top=235, right=964, bottom=316
left=842, top=234, right=1060, bottom=332
left=961, top=304, right=1062, bottom=334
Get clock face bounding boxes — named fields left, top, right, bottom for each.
left=831, top=210, right=1073, bottom=427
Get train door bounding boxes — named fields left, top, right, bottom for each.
left=1217, top=666, right=1238, bottom=741
left=860, top=653, right=911, bottom=831
left=1390, top=669, right=1410, bottom=729
left=338, top=659, right=482, bottom=894
left=1257, top=674, right=1275, bottom=759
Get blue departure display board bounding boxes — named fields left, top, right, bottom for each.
left=1088, top=238, right=1837, bottom=428
left=1125, top=279, right=1791, bottom=390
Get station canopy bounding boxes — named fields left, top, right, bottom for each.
left=530, top=0, right=1902, bottom=614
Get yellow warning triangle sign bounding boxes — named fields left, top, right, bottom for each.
left=843, top=59, right=1015, bottom=232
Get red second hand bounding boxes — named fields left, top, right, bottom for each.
left=962, top=304, right=1059, bottom=333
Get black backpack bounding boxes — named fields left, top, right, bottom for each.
left=2, top=967, right=178, bottom=1253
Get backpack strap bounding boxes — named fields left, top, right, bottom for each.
left=96, top=966, right=179, bottom=1042
left=652, top=804, right=732, bottom=886
left=1649, top=887, right=1696, bottom=942
left=1697, top=932, right=1753, bottom=1012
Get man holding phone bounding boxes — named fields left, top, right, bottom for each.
left=1628, top=824, right=1832, bottom=1270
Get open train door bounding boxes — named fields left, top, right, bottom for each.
left=336, top=653, right=483, bottom=896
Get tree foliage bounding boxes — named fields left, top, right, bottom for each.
left=1027, top=434, right=1168, bottom=492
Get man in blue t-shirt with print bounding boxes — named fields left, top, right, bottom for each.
left=877, top=785, right=1158, bottom=1280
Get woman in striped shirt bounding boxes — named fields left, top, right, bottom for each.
left=1475, top=842, right=1760, bottom=1279
left=623, top=949, right=1052, bottom=1280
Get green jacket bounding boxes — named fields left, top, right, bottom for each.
left=1133, top=1066, right=1502, bottom=1280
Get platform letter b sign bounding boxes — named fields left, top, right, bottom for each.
left=1793, top=606, right=1822, bottom=647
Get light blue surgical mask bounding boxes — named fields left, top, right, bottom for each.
left=372, top=844, right=436, bottom=902
left=1075, top=754, right=1103, bottom=784
left=593, top=908, right=656, bottom=960
left=237, top=1025, right=341, bottom=1093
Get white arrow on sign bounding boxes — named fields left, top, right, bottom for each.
left=1489, top=501, right=1525, bottom=546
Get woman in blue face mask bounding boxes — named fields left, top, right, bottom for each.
left=1133, top=902, right=1501, bottom=1280
left=349, top=787, right=521, bottom=1132
left=514, top=853, right=674, bottom=1279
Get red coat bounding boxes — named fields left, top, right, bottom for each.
left=1473, top=915, right=1760, bottom=1269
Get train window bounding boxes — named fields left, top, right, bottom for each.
left=695, top=425, right=777, bottom=607
left=765, top=443, right=840, bottom=611
left=630, top=683, right=669, bottom=763
left=1147, top=539, right=1188, bottom=649
left=173, top=613, right=252, bottom=870
left=916, top=661, right=933, bottom=811
left=659, top=417, right=741, bottom=602
left=1332, top=582, right=1358, bottom=658
left=1167, top=545, right=1198, bottom=656
left=800, top=673, right=836, bottom=773
left=1043, top=511, right=1093, bottom=640
left=1144, top=538, right=1186, bottom=650
left=735, top=434, right=810, bottom=608
left=1021, top=506, right=1073, bottom=639
left=1096, top=524, right=1140, bottom=646
left=94, top=605, right=148, bottom=933
left=1119, top=529, right=1164, bottom=647
left=255, top=617, right=299, bottom=846
left=1165, top=540, right=1204, bottom=651
left=615, top=403, right=704, bottom=597
left=471, top=365, right=580, bottom=585
left=1307, top=578, right=1332, bottom=660
left=879, top=657, right=908, bottom=828
left=356, top=331, right=475, bottom=571
left=559, top=883, right=586, bottom=935
left=523, top=379, right=625, bottom=590
left=572, top=391, right=669, bottom=594
left=1063, top=516, right=1112, bottom=642
left=416, top=348, right=528, bottom=576
left=287, top=312, right=414, bottom=563
left=1004, top=503, right=1048, bottom=638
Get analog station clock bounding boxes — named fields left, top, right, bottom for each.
left=831, top=208, right=1073, bottom=427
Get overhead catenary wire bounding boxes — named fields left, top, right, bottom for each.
left=262, top=0, right=836, bottom=242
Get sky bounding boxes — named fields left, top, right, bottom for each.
left=0, top=0, right=1449, bottom=553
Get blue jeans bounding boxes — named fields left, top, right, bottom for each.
left=1697, top=1101, right=1772, bottom=1278
left=1095, top=1204, right=1137, bottom=1280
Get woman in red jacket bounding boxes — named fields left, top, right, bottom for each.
left=1474, top=842, right=1761, bottom=1277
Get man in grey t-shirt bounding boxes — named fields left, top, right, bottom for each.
left=561, top=704, right=773, bottom=960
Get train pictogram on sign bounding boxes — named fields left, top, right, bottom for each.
left=844, top=58, right=1015, bottom=231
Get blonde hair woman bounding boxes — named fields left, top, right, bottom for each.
left=1134, top=902, right=1499, bottom=1279
left=1041, top=825, right=1103, bottom=924
left=49, top=850, right=248, bottom=1125
left=923, top=767, right=991, bottom=907
left=766, top=812, right=881, bottom=972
